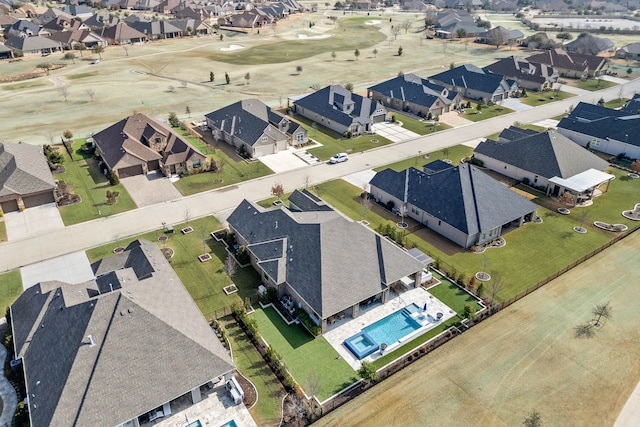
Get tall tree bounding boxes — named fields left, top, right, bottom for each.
left=91, top=45, right=104, bottom=59
left=64, top=52, right=76, bottom=64
left=354, top=48, right=360, bottom=61
left=488, top=29, right=507, bottom=49
left=225, top=72, right=230, bottom=84
left=400, top=19, right=412, bottom=34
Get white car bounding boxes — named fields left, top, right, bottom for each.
left=329, top=153, right=349, bottom=164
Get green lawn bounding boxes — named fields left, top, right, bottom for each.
left=485, top=124, right=547, bottom=141
left=221, top=318, right=285, bottom=427
left=373, top=145, right=474, bottom=172
left=427, top=271, right=483, bottom=314
left=86, top=216, right=262, bottom=321
left=252, top=307, right=358, bottom=401
left=291, top=116, right=392, bottom=161
left=604, top=98, right=629, bottom=109
left=568, top=78, right=617, bottom=91
left=0, top=220, right=6, bottom=242
left=0, top=270, right=22, bottom=315
left=462, top=104, right=514, bottom=121
left=312, top=164, right=639, bottom=303
left=392, top=112, right=452, bottom=135
left=57, top=141, right=137, bottom=225
left=518, top=90, right=575, bottom=107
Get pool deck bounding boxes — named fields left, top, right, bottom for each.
left=323, top=287, right=456, bottom=370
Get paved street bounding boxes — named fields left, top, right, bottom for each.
left=1, top=79, right=639, bottom=272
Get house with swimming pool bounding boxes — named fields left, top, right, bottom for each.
left=226, top=189, right=426, bottom=334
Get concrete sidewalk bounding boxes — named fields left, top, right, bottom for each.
left=0, top=79, right=638, bottom=273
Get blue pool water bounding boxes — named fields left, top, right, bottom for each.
left=186, top=421, right=203, bottom=427
left=344, top=304, right=422, bottom=359
left=219, top=420, right=238, bottom=427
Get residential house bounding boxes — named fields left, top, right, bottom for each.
left=93, top=113, right=206, bottom=178
left=565, top=33, right=615, bottom=55
left=367, top=73, right=462, bottom=117
left=205, top=99, right=306, bottom=158
left=521, top=32, right=562, bottom=50
left=4, top=35, right=62, bottom=56
left=0, top=142, right=56, bottom=214
left=100, top=21, right=147, bottom=44
left=3, top=18, right=42, bottom=38
left=34, top=8, right=72, bottom=26
left=622, top=94, right=640, bottom=114
left=60, top=4, right=93, bottom=19
left=41, top=14, right=89, bottom=32
left=0, top=14, right=18, bottom=33
left=527, top=48, right=608, bottom=78
left=0, top=42, right=14, bottom=59
left=476, top=26, right=524, bottom=45
left=429, top=64, right=518, bottom=102
left=483, top=56, right=558, bottom=91
left=474, top=129, right=613, bottom=204
left=370, top=160, right=538, bottom=249
left=435, top=10, right=484, bottom=38
left=10, top=239, right=235, bottom=427
left=168, top=18, right=214, bottom=36
left=489, top=0, right=519, bottom=12
left=557, top=101, right=640, bottom=159
left=226, top=190, right=425, bottom=332
left=293, top=85, right=387, bottom=136
left=218, top=9, right=272, bottom=28
left=84, top=13, right=121, bottom=30
left=47, top=28, right=108, bottom=49
left=616, top=42, right=640, bottom=60
left=130, top=20, right=182, bottom=39
left=535, top=0, right=570, bottom=12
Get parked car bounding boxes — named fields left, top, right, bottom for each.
left=91, top=59, right=100, bottom=65
left=329, top=152, right=349, bottom=164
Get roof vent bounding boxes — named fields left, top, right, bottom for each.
left=87, top=335, right=96, bottom=347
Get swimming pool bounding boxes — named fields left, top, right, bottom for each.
left=186, top=420, right=202, bottom=427
left=219, top=420, right=238, bottom=427
left=344, top=304, right=422, bottom=359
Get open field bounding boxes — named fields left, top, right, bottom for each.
left=1, top=12, right=550, bottom=146
left=316, top=229, right=640, bottom=427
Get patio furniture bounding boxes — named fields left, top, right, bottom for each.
left=337, top=311, right=346, bottom=319
left=328, top=316, right=335, bottom=324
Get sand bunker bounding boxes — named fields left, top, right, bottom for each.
left=365, top=20, right=382, bottom=25
left=297, top=34, right=331, bottom=40
left=220, top=44, right=245, bottom=52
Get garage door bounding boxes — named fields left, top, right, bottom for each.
left=1, top=199, right=19, bottom=213
left=23, top=192, right=55, bottom=209
left=254, top=144, right=274, bottom=158
left=147, top=159, right=160, bottom=171
left=117, top=165, right=144, bottom=178
left=372, top=114, right=386, bottom=123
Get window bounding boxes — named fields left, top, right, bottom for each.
left=438, top=220, right=442, bottom=226
left=411, top=206, right=419, bottom=215
left=261, top=136, right=268, bottom=143
left=534, top=175, right=538, bottom=183
left=192, top=160, right=201, bottom=168
left=296, top=132, right=304, bottom=142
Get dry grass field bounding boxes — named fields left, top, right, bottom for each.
left=316, top=230, right=640, bottom=427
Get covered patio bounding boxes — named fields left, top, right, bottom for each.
left=547, top=169, right=615, bottom=206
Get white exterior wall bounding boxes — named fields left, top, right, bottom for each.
left=295, top=106, right=350, bottom=135
left=557, top=128, right=640, bottom=159
left=474, top=153, right=551, bottom=189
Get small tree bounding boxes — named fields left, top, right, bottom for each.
left=225, top=72, right=230, bottom=85
left=456, top=28, right=467, bottom=39
left=523, top=410, right=543, bottom=427
left=210, top=71, right=214, bottom=82
left=185, top=106, right=191, bottom=117
left=354, top=48, right=360, bottom=61
left=391, top=26, right=400, bottom=40
left=64, top=52, right=76, bottom=64
left=271, top=182, right=284, bottom=199
left=74, top=43, right=87, bottom=57
left=223, top=256, right=237, bottom=279
left=397, top=46, right=403, bottom=56
left=63, top=130, right=73, bottom=142
left=400, top=19, right=411, bottom=34
left=358, top=361, right=378, bottom=383
left=85, top=88, right=96, bottom=102
left=627, top=67, right=633, bottom=76
left=58, top=87, right=69, bottom=102
left=331, top=51, right=336, bottom=61
left=592, top=302, right=612, bottom=327
left=296, top=65, right=303, bottom=74
left=168, top=112, right=180, bottom=127
left=373, top=48, right=378, bottom=58
left=574, top=323, right=594, bottom=339
left=37, top=62, right=53, bottom=75
left=344, top=81, right=354, bottom=92
left=244, top=72, right=251, bottom=85
left=91, top=45, right=104, bottom=59
left=597, top=97, right=605, bottom=106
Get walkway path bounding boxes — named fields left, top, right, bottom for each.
left=0, top=343, right=17, bottom=427
left=0, top=79, right=638, bottom=273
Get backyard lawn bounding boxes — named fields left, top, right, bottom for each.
left=173, top=131, right=274, bottom=196
left=373, top=145, right=474, bottom=172
left=252, top=306, right=358, bottom=401
left=221, top=318, right=285, bottom=427
left=566, top=78, right=617, bottom=91
left=57, top=140, right=137, bottom=225
left=485, top=124, right=547, bottom=141
left=0, top=270, right=22, bottom=315
left=86, top=216, right=261, bottom=321
left=393, top=112, right=452, bottom=135
left=461, top=104, right=514, bottom=122
left=292, top=116, right=393, bottom=161
left=518, top=90, right=575, bottom=107
left=604, top=97, right=629, bottom=109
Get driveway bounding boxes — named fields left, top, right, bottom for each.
left=439, top=111, right=474, bottom=127
left=500, top=97, right=533, bottom=112
left=258, top=148, right=312, bottom=173
left=121, top=172, right=183, bottom=207
left=21, top=251, right=94, bottom=290
left=4, top=202, right=64, bottom=241
left=342, top=169, right=377, bottom=192
left=373, top=122, right=420, bottom=143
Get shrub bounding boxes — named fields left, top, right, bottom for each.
left=457, top=273, right=465, bottom=286
left=262, top=286, right=278, bottom=304
left=522, top=177, right=530, bottom=185
left=469, top=157, right=483, bottom=167
left=386, top=200, right=395, bottom=211
left=107, top=170, right=119, bottom=185
left=296, top=309, right=322, bottom=336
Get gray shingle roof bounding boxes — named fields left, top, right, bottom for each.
left=483, top=56, right=557, bottom=86
left=293, top=85, right=383, bottom=127
left=558, top=101, right=640, bottom=147
left=10, top=239, right=234, bottom=427
left=565, top=34, right=615, bottom=55
left=367, top=73, right=459, bottom=109
left=227, top=191, right=423, bottom=318
left=370, top=162, right=537, bottom=235
left=0, top=142, right=55, bottom=198
left=430, top=64, right=512, bottom=96
left=475, top=129, right=609, bottom=178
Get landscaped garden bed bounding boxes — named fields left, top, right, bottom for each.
left=198, top=253, right=212, bottom=262
left=182, top=226, right=194, bottom=234
left=223, top=284, right=238, bottom=295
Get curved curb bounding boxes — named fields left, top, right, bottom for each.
left=0, top=343, right=18, bottom=427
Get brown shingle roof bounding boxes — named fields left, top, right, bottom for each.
left=0, top=142, right=55, bottom=198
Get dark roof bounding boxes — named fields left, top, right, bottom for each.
left=527, top=48, right=607, bottom=73
left=619, top=42, right=640, bottom=55
left=93, top=113, right=204, bottom=170
left=367, top=73, right=459, bottom=109
left=100, top=21, right=147, bottom=41
left=10, top=239, right=234, bottom=427
left=370, top=162, right=537, bottom=235
left=622, top=93, right=640, bottom=114
left=479, top=26, right=524, bottom=40
left=226, top=190, right=423, bottom=318
left=0, top=142, right=55, bottom=198
left=204, top=99, right=290, bottom=146
left=558, top=101, right=640, bottom=147
left=430, top=64, right=511, bottom=95
left=130, top=20, right=182, bottom=36
left=4, top=35, right=61, bottom=51
left=483, top=56, right=557, bottom=85
left=293, top=85, right=383, bottom=127
left=565, top=34, right=615, bottom=55
left=475, top=129, right=609, bottom=178
left=498, top=125, right=539, bottom=142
